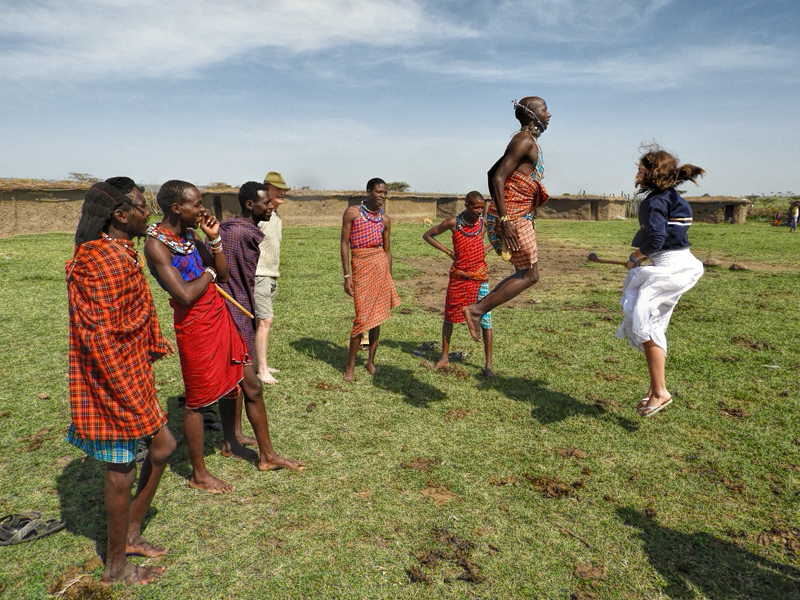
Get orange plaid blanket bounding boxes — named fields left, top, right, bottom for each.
left=350, top=247, right=400, bottom=337
left=66, top=237, right=168, bottom=440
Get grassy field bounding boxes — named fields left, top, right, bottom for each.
left=0, top=220, right=798, bottom=599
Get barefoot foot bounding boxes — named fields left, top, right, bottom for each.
left=462, top=305, right=482, bottom=343
left=101, top=565, right=167, bottom=587
left=483, top=367, right=495, bottom=378
left=258, top=372, right=278, bottom=385
left=266, top=366, right=279, bottom=374
left=189, top=472, right=235, bottom=493
left=258, top=454, right=305, bottom=471
left=235, top=433, right=257, bottom=447
left=343, top=368, right=355, bottom=383
left=126, top=536, right=168, bottom=558
left=221, top=441, right=258, bottom=461
left=366, top=362, right=379, bottom=376
left=435, top=358, right=450, bottom=370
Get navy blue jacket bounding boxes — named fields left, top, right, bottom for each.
left=631, top=188, right=693, bottom=256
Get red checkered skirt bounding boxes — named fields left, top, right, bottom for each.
left=351, top=247, right=400, bottom=337
left=172, top=285, right=247, bottom=409
left=487, top=171, right=549, bottom=269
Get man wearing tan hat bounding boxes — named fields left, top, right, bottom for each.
left=254, top=171, right=289, bottom=384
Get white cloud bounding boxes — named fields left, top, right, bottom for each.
left=401, top=42, right=791, bottom=89
left=0, top=0, right=475, bottom=80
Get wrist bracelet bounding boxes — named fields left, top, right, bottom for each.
left=629, top=253, right=640, bottom=264
left=205, top=267, right=217, bottom=282
left=344, top=274, right=352, bottom=279
left=210, top=244, right=223, bottom=254
left=208, top=236, right=222, bottom=245
left=499, top=215, right=510, bottom=223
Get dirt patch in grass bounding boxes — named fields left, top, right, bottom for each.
left=556, top=447, right=588, bottom=460
left=404, top=243, right=613, bottom=314
left=757, top=527, right=800, bottom=556
left=730, top=335, right=776, bottom=351
left=47, top=558, right=110, bottom=600
left=587, top=395, right=619, bottom=412
left=718, top=401, right=750, bottom=418
left=420, top=484, right=458, bottom=507
left=17, top=427, right=53, bottom=452
left=524, top=474, right=584, bottom=499
left=573, top=562, right=608, bottom=581
left=401, top=457, right=443, bottom=472
left=423, top=362, right=470, bottom=379
left=408, top=528, right=485, bottom=585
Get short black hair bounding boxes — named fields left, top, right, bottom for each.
left=157, top=180, right=195, bottom=215
left=366, top=177, right=386, bottom=192
left=105, top=176, right=144, bottom=197
left=465, top=190, right=485, bottom=204
left=238, top=181, right=269, bottom=211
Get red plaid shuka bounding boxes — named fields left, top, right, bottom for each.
left=349, top=214, right=384, bottom=249
left=350, top=248, right=400, bottom=337
left=445, top=219, right=488, bottom=323
left=487, top=170, right=549, bottom=269
left=66, top=236, right=168, bottom=440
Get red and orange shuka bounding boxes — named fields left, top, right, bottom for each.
left=66, top=237, right=168, bottom=440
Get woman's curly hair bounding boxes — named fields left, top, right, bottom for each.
left=635, top=144, right=705, bottom=193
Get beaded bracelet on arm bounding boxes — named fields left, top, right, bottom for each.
left=205, top=267, right=217, bottom=282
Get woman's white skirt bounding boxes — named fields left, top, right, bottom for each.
left=615, top=248, right=703, bottom=354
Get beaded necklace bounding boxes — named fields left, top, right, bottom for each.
left=359, top=202, right=384, bottom=223
left=100, top=232, right=143, bottom=268
left=456, top=213, right=484, bottom=237
left=146, top=223, right=197, bottom=255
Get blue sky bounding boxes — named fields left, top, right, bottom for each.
left=1, top=0, right=797, bottom=196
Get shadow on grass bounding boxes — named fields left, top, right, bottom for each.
left=617, top=506, right=800, bottom=599
left=479, top=376, right=639, bottom=431
left=291, top=337, right=446, bottom=407
left=56, top=457, right=160, bottom=558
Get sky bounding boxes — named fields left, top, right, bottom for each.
left=1, top=0, right=798, bottom=197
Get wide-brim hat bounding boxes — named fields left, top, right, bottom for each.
left=264, top=171, right=289, bottom=190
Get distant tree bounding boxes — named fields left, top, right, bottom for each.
left=68, top=172, right=99, bottom=184
left=386, top=181, right=410, bottom=192
left=702, top=193, right=710, bottom=197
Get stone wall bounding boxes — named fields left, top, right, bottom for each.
left=0, top=188, right=750, bottom=237
left=684, top=197, right=750, bottom=224
left=0, top=189, right=86, bottom=238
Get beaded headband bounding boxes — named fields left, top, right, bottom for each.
left=512, top=99, right=545, bottom=134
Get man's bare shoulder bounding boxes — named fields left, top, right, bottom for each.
left=342, top=205, right=360, bottom=221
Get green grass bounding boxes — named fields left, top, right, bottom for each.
left=0, top=221, right=799, bottom=599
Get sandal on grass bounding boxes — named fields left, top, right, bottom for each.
left=0, top=511, right=66, bottom=546
left=636, top=397, right=649, bottom=411
left=639, top=398, right=673, bottom=417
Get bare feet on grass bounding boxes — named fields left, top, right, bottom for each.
left=258, top=372, right=278, bottom=385
left=221, top=441, right=258, bottom=461
left=435, top=357, right=450, bottom=370
left=258, top=454, right=305, bottom=471
left=343, top=368, right=355, bottom=383
left=462, top=306, right=482, bottom=343
left=483, top=367, right=495, bottom=378
left=189, top=472, right=234, bottom=494
left=100, top=565, right=166, bottom=587
left=366, top=362, right=379, bottom=376
left=126, top=536, right=168, bottom=557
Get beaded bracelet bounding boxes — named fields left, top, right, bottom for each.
left=205, top=267, right=217, bottom=282
left=208, top=236, right=222, bottom=245
left=499, top=215, right=510, bottom=223
left=210, top=244, right=224, bottom=254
